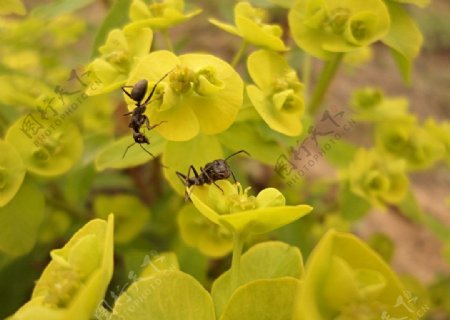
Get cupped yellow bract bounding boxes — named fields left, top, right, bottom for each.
left=425, top=119, right=450, bottom=166
left=189, top=180, right=312, bottom=235
left=126, top=50, right=243, bottom=141
left=6, top=115, right=83, bottom=177
left=350, top=87, right=409, bottom=121
left=11, top=215, right=114, bottom=320
left=295, top=230, right=417, bottom=319
left=0, top=140, right=25, bottom=207
left=129, top=0, right=202, bottom=30
left=209, top=2, right=287, bottom=51
left=375, top=116, right=445, bottom=170
left=347, top=148, right=408, bottom=208
left=85, top=24, right=153, bottom=95
left=178, top=203, right=233, bottom=258
left=288, top=0, right=390, bottom=59
left=247, top=50, right=305, bottom=136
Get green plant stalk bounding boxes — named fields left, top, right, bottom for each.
left=162, top=29, right=174, bottom=52
left=230, top=232, right=244, bottom=290
left=231, top=41, right=249, bottom=68
left=302, top=52, right=312, bottom=106
left=308, top=53, right=344, bottom=115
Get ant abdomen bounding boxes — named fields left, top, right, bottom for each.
left=130, top=79, right=148, bottom=103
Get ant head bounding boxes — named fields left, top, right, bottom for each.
left=209, top=159, right=231, bottom=179
left=133, top=131, right=149, bottom=144
left=130, top=79, right=148, bottom=103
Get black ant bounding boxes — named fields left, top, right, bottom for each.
left=176, top=150, right=250, bottom=200
left=121, top=70, right=172, bottom=158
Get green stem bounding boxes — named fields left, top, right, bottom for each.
left=308, top=53, right=344, bottom=115
left=302, top=52, right=312, bottom=106
left=230, top=232, right=244, bottom=290
left=231, top=41, right=248, bottom=68
left=162, top=29, right=174, bottom=52
left=45, top=195, right=84, bottom=220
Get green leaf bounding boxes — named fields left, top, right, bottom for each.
left=0, top=140, right=26, bottom=207
left=95, top=133, right=166, bottom=171
left=319, top=137, right=357, bottom=168
left=382, top=2, right=423, bottom=83
left=220, top=277, right=302, bottom=320
left=398, top=191, right=450, bottom=242
left=111, top=270, right=215, bottom=320
left=0, top=0, right=26, bottom=15
left=91, top=0, right=133, bottom=58
left=0, top=178, right=44, bottom=256
left=139, top=252, right=179, bottom=278
left=218, top=121, right=284, bottom=165
left=93, top=194, right=150, bottom=243
left=31, top=0, right=94, bottom=18
left=163, top=134, right=223, bottom=195
left=212, top=241, right=304, bottom=318
left=339, top=179, right=371, bottom=221
left=175, top=241, right=209, bottom=285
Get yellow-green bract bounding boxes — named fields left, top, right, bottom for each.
left=209, top=1, right=287, bottom=51
left=375, top=116, right=445, bottom=170
left=347, top=148, right=409, bottom=208
left=295, top=230, right=418, bottom=319
left=247, top=50, right=305, bottom=136
left=178, top=203, right=233, bottom=258
left=85, top=24, right=153, bottom=95
left=128, top=0, right=202, bottom=30
left=125, top=50, right=244, bottom=141
left=189, top=180, right=312, bottom=235
left=11, top=215, right=114, bottom=320
left=0, top=140, right=25, bottom=207
left=289, top=0, right=390, bottom=59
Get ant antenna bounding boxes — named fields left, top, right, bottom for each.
left=225, top=150, right=250, bottom=161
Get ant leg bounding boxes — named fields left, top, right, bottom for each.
left=122, top=142, right=135, bottom=159
left=121, top=86, right=134, bottom=100
left=147, top=120, right=167, bottom=131
left=139, top=144, right=156, bottom=159
left=176, top=171, right=190, bottom=201
left=212, top=181, right=224, bottom=194
left=187, top=165, right=200, bottom=180
left=123, top=110, right=133, bottom=116
left=176, top=171, right=187, bottom=186
left=200, top=167, right=225, bottom=195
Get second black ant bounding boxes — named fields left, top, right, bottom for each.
left=176, top=150, right=250, bottom=200
left=121, top=70, right=172, bottom=158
